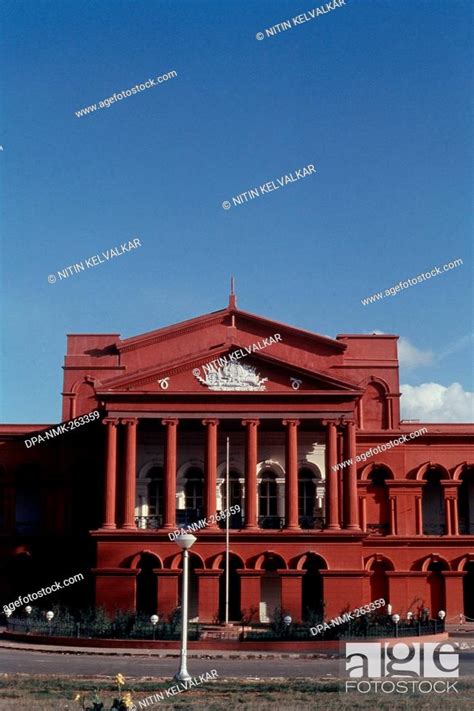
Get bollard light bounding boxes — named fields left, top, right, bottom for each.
left=392, top=613, right=400, bottom=638
left=46, top=610, right=54, bottom=636
left=25, top=605, right=33, bottom=633
left=174, top=533, right=197, bottom=682
left=150, top=614, right=159, bottom=641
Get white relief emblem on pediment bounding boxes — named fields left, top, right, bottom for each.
left=193, top=362, right=268, bottom=391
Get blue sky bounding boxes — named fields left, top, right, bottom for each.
left=1, top=0, right=472, bottom=423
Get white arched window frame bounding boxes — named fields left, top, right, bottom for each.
left=136, top=461, right=164, bottom=527
left=257, top=461, right=286, bottom=520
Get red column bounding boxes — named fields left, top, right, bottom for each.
left=283, top=419, right=300, bottom=530
left=92, top=568, right=139, bottom=614
left=324, top=420, right=340, bottom=530
left=343, top=421, right=360, bottom=530
left=121, top=418, right=138, bottom=529
left=243, top=419, right=259, bottom=529
left=196, top=570, right=222, bottom=622
left=389, top=496, right=397, bottom=535
left=445, top=496, right=452, bottom=535
left=442, top=571, right=466, bottom=616
left=203, top=419, right=219, bottom=528
left=337, top=430, right=344, bottom=523
left=452, top=498, right=459, bottom=536
left=155, top=569, right=180, bottom=615
left=360, top=497, right=367, bottom=532
left=416, top=495, right=423, bottom=535
left=162, top=419, right=178, bottom=530
left=238, top=570, right=263, bottom=620
left=102, top=418, right=118, bottom=529
left=279, top=570, right=304, bottom=622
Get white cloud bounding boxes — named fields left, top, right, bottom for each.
left=401, top=382, right=474, bottom=422
left=398, top=337, right=433, bottom=369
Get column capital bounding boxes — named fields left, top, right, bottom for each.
left=121, top=417, right=138, bottom=427
left=202, top=418, right=219, bottom=426
left=162, top=418, right=179, bottom=427
left=242, top=419, right=260, bottom=427
left=322, top=419, right=338, bottom=428
left=103, top=418, right=119, bottom=427
left=282, top=419, right=300, bottom=427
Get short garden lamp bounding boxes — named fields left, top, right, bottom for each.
left=25, top=605, right=32, bottom=633
left=174, top=532, right=197, bottom=683
left=150, top=614, right=159, bottom=641
left=407, top=611, right=413, bottom=623
left=392, top=613, right=400, bottom=638
left=438, top=610, right=446, bottom=620
left=4, top=609, right=12, bottom=626
left=386, top=603, right=392, bottom=615
left=46, top=610, right=54, bottom=635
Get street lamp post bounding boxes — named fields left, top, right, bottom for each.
left=150, top=614, right=159, bottom=641
left=174, top=532, right=197, bottom=683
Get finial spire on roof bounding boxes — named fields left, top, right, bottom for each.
left=228, top=276, right=237, bottom=310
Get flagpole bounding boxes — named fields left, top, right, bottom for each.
left=225, top=436, right=230, bottom=625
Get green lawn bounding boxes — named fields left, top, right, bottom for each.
left=0, top=675, right=472, bottom=710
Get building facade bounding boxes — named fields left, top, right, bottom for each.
left=1, top=295, right=473, bottom=623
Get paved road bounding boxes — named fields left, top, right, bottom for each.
left=1, top=648, right=474, bottom=678
left=0, top=648, right=338, bottom=677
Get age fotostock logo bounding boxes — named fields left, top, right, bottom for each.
left=345, top=642, right=459, bottom=694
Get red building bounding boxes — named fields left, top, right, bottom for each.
left=1, top=294, right=473, bottom=623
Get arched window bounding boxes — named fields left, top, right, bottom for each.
left=458, top=467, right=474, bottom=534
left=366, top=466, right=390, bottom=535
left=185, top=467, right=204, bottom=516
left=298, top=468, right=315, bottom=528
left=147, top=466, right=164, bottom=516
left=221, top=470, right=243, bottom=529
left=258, top=470, right=279, bottom=528
left=298, top=468, right=315, bottom=515
left=422, top=469, right=444, bottom=535
left=259, top=471, right=277, bottom=516
left=361, top=382, right=388, bottom=429
left=222, top=470, right=242, bottom=509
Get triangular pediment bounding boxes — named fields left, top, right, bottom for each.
left=98, top=340, right=359, bottom=396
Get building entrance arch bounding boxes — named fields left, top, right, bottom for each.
left=300, top=553, right=326, bottom=619
left=427, top=561, right=447, bottom=616
left=136, top=552, right=159, bottom=614
left=259, top=553, right=285, bottom=622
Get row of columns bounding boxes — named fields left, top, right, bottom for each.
left=102, top=416, right=360, bottom=531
